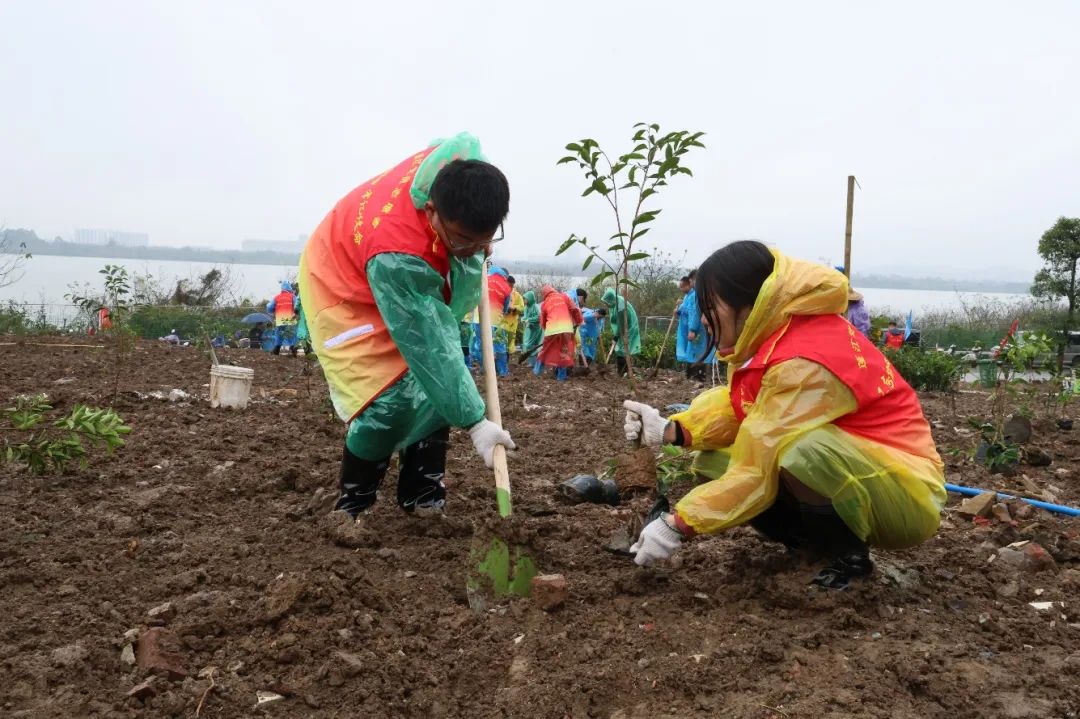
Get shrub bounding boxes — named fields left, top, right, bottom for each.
left=638, top=328, right=679, bottom=370
left=885, top=347, right=962, bottom=391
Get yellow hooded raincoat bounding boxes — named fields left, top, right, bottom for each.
left=670, top=250, right=946, bottom=549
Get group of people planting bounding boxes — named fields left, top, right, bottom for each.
left=297, top=133, right=946, bottom=590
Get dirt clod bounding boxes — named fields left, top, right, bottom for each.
left=137, top=627, right=187, bottom=679
left=531, top=573, right=568, bottom=611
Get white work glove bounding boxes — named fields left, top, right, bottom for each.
left=623, top=400, right=667, bottom=447
left=469, top=419, right=516, bottom=468
left=630, top=515, right=684, bottom=566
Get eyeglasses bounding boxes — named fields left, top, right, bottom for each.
left=447, top=222, right=504, bottom=252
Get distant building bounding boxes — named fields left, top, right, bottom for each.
left=73, top=228, right=150, bottom=247
left=241, top=238, right=305, bottom=254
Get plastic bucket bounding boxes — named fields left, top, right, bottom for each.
left=210, top=365, right=254, bottom=409
left=977, top=359, right=998, bottom=389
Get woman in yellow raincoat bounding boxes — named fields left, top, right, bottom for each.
left=625, top=241, right=945, bottom=589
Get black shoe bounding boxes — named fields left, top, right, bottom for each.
left=811, top=552, right=875, bottom=590
left=397, top=427, right=449, bottom=512
left=337, top=446, right=390, bottom=518
left=798, top=502, right=873, bottom=590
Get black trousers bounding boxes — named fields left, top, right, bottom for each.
left=335, top=427, right=450, bottom=517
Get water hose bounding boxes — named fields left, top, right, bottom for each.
left=945, top=482, right=1080, bottom=517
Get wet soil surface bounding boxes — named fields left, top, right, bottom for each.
left=1, top=338, right=1079, bottom=718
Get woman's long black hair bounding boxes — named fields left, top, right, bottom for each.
left=694, top=240, right=775, bottom=360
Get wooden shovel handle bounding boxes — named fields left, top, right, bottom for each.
left=477, top=265, right=511, bottom=517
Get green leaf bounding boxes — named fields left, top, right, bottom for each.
left=565, top=142, right=582, bottom=152
left=632, top=210, right=661, bottom=226
left=626, top=252, right=651, bottom=261
left=607, top=243, right=626, bottom=252
left=556, top=156, right=577, bottom=165
left=556, top=236, right=578, bottom=256
left=590, top=270, right=614, bottom=286
left=582, top=254, right=594, bottom=271
left=629, top=228, right=651, bottom=241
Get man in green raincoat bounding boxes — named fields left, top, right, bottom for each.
left=602, top=287, right=641, bottom=376
left=299, top=133, right=516, bottom=517
left=521, top=290, right=543, bottom=368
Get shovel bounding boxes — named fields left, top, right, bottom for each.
left=468, top=264, right=536, bottom=602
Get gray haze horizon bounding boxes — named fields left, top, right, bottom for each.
left=2, top=1, right=1077, bottom=282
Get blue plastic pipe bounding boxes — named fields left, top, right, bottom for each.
left=945, top=482, right=1080, bottom=517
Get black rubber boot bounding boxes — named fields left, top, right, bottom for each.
left=616, top=356, right=628, bottom=377
left=272, top=345, right=281, bottom=355
left=335, top=445, right=390, bottom=518
left=397, top=427, right=450, bottom=513
left=799, top=503, right=873, bottom=590
left=749, top=500, right=806, bottom=550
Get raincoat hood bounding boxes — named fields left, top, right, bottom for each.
left=489, top=266, right=508, bottom=279
left=723, top=249, right=849, bottom=364
left=280, top=281, right=293, bottom=292
left=541, top=284, right=557, bottom=300
left=601, top=287, right=617, bottom=307
left=524, top=290, right=536, bottom=306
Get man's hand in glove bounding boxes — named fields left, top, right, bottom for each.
left=630, top=514, right=684, bottom=566
left=469, top=419, right=516, bottom=468
left=623, top=400, right=667, bottom=447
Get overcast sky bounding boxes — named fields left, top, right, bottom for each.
left=2, top=1, right=1077, bottom=279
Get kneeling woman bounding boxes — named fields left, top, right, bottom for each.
left=625, top=241, right=945, bottom=588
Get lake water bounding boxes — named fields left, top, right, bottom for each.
left=0, top=254, right=1031, bottom=320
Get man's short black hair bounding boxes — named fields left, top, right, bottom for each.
left=507, top=275, right=516, bottom=285
left=596, top=307, right=608, bottom=317
left=576, top=288, right=587, bottom=299
left=429, top=159, right=509, bottom=234
left=679, top=275, right=690, bottom=284
left=888, top=321, right=897, bottom=326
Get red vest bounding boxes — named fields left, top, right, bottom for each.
left=272, top=290, right=296, bottom=323
left=730, top=314, right=935, bottom=459
left=299, top=146, right=450, bottom=421
left=885, top=331, right=905, bottom=350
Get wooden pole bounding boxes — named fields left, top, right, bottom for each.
left=477, top=265, right=512, bottom=518
left=843, top=175, right=855, bottom=278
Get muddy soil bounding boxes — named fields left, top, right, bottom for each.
left=1, top=338, right=1079, bottom=718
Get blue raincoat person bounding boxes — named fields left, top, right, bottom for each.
left=579, top=307, right=605, bottom=362
left=679, top=285, right=710, bottom=379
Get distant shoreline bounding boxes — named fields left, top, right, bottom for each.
left=4, top=230, right=1033, bottom=295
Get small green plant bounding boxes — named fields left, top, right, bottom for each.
left=67, top=265, right=140, bottom=399
left=656, top=445, right=695, bottom=495
left=885, top=347, right=962, bottom=392
left=968, top=418, right=1019, bottom=473
left=557, top=123, right=705, bottom=382
left=3, top=394, right=130, bottom=474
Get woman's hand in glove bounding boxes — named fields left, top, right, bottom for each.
left=469, top=419, right=516, bottom=468
left=629, top=514, right=684, bottom=566
left=622, top=400, right=667, bottom=447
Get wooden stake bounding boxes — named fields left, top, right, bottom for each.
left=649, top=308, right=679, bottom=377
left=843, top=175, right=856, bottom=278
left=477, top=265, right=512, bottom=518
